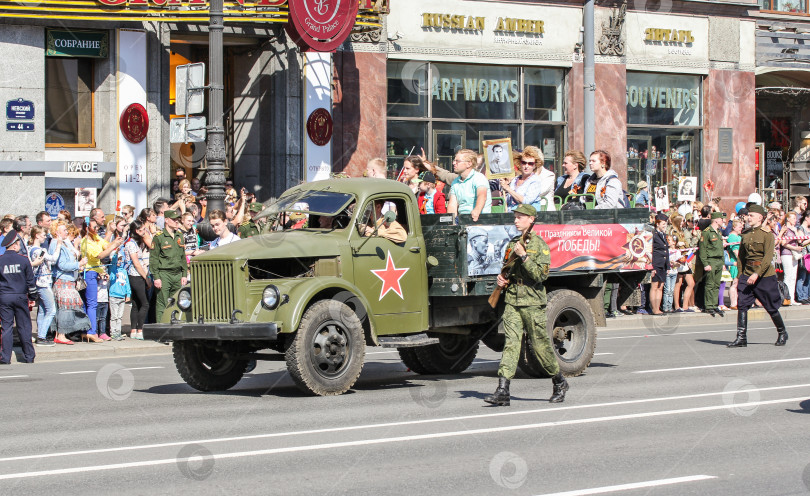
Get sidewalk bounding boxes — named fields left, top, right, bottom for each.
left=8, top=304, right=810, bottom=363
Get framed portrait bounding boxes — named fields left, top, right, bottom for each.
left=654, top=186, right=669, bottom=212
left=74, top=188, right=97, bottom=218
left=483, top=138, right=514, bottom=179
left=677, top=176, right=697, bottom=202
left=466, top=225, right=519, bottom=276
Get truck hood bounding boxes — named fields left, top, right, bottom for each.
left=194, top=230, right=345, bottom=261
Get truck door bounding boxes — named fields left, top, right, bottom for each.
left=350, top=195, right=427, bottom=335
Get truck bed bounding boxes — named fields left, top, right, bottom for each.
left=422, top=209, right=651, bottom=298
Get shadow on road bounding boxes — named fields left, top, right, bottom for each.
left=786, top=399, right=810, bottom=414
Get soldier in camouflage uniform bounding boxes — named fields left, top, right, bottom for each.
left=238, top=202, right=264, bottom=239
left=484, top=204, right=568, bottom=406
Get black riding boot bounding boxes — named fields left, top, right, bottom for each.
left=772, top=312, right=788, bottom=346
left=549, top=373, right=569, bottom=403
left=727, top=309, right=748, bottom=348
left=484, top=377, right=511, bottom=406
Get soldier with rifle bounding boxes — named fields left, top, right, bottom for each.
left=484, top=204, right=569, bottom=406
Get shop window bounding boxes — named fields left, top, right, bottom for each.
left=387, top=60, right=428, bottom=119
left=45, top=58, right=94, bottom=146
left=626, top=72, right=700, bottom=127
left=761, top=0, right=807, bottom=13
left=524, top=68, right=564, bottom=122
left=626, top=131, right=699, bottom=206
left=431, top=63, right=519, bottom=120
left=386, top=120, right=427, bottom=176
left=524, top=125, right=563, bottom=172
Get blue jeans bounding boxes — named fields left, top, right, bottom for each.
left=96, top=302, right=109, bottom=335
left=663, top=272, right=677, bottom=311
left=798, top=264, right=810, bottom=302
left=83, top=271, right=99, bottom=334
left=36, top=286, right=57, bottom=340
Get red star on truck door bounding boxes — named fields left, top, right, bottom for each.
left=370, top=251, right=409, bottom=300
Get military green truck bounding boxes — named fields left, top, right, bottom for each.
left=144, top=178, right=650, bottom=396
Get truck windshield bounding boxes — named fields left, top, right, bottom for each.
left=255, top=191, right=355, bottom=220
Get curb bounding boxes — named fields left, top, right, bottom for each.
left=601, top=304, right=810, bottom=330
left=8, top=340, right=172, bottom=363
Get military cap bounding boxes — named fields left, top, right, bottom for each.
left=163, top=209, right=180, bottom=220
left=249, top=202, right=263, bottom=213
left=637, top=181, right=648, bottom=189
left=685, top=213, right=693, bottom=221
left=421, top=172, right=437, bottom=184
left=748, top=204, right=767, bottom=216
left=710, top=212, right=725, bottom=219
left=0, top=230, right=18, bottom=248
left=468, top=227, right=488, bottom=240
left=383, top=210, right=397, bottom=224
left=514, top=204, right=537, bottom=217
left=655, top=213, right=669, bottom=223
left=738, top=207, right=749, bottom=216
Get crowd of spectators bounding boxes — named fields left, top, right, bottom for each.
left=0, top=177, right=264, bottom=348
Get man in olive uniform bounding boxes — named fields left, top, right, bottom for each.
left=728, top=204, right=788, bottom=347
left=150, top=210, right=189, bottom=322
left=698, top=212, right=725, bottom=317
left=238, top=202, right=263, bottom=239
left=484, top=204, right=568, bottom=406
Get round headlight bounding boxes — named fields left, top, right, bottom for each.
left=262, top=285, right=280, bottom=310
left=177, top=288, right=192, bottom=311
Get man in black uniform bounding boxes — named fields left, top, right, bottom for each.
left=728, top=204, right=788, bottom=347
left=0, top=231, right=37, bottom=364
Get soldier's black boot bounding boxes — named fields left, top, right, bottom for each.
left=772, top=312, right=788, bottom=346
left=727, top=309, right=748, bottom=348
left=549, top=373, right=569, bottom=403
left=484, top=377, right=511, bottom=406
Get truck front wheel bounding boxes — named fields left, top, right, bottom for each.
left=411, top=334, right=479, bottom=375
left=518, top=289, right=596, bottom=378
left=173, top=341, right=249, bottom=391
left=286, top=300, right=365, bottom=396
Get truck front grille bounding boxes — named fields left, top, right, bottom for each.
left=191, top=261, right=235, bottom=322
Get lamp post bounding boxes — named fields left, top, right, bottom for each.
left=199, top=0, right=226, bottom=240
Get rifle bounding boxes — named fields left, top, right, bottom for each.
left=488, top=223, right=534, bottom=308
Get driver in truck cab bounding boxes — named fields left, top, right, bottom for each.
left=364, top=200, right=407, bottom=244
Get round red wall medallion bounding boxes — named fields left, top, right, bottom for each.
left=120, top=103, right=149, bottom=144
left=306, top=108, right=333, bottom=146
left=286, top=0, right=359, bottom=52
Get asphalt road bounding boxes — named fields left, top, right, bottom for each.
left=1, top=315, right=809, bottom=496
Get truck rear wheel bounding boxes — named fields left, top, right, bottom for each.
left=518, top=289, right=596, bottom=378
left=411, top=334, right=479, bottom=375
left=398, top=347, right=435, bottom=375
left=173, top=341, right=249, bottom=392
left=286, top=300, right=365, bottom=396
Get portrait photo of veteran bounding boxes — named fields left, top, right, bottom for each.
left=678, top=177, right=696, bottom=202
left=485, top=141, right=513, bottom=177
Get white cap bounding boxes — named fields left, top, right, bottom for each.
left=747, top=193, right=762, bottom=205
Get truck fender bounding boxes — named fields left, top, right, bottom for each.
left=282, top=277, right=379, bottom=345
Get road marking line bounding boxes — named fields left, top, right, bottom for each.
left=473, top=359, right=501, bottom=364
left=635, top=357, right=810, bottom=374
left=366, top=350, right=398, bottom=355
left=58, top=371, right=96, bottom=375
left=122, top=366, right=164, bottom=371
left=0, top=398, right=802, bottom=481
left=599, top=324, right=810, bottom=340
left=594, top=353, right=613, bottom=356
left=0, top=375, right=28, bottom=379
left=1, top=383, right=808, bottom=464
left=535, top=475, right=717, bottom=496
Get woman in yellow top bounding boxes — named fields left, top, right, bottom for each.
left=80, top=221, right=124, bottom=342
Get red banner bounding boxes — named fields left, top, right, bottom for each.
left=534, top=224, right=651, bottom=272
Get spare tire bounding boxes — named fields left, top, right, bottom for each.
left=518, top=289, right=596, bottom=378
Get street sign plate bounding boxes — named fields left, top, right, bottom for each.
left=7, top=122, right=34, bottom=131
left=175, top=63, right=205, bottom=116
left=170, top=116, right=206, bottom=143
left=6, top=99, right=35, bottom=120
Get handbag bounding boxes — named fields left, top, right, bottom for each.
left=775, top=262, right=791, bottom=304
left=804, top=253, right=810, bottom=270
left=75, top=270, right=87, bottom=291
